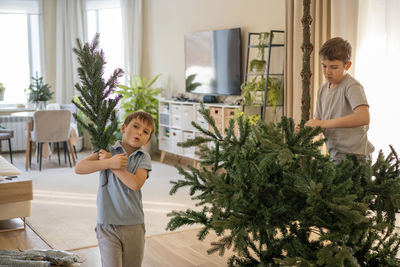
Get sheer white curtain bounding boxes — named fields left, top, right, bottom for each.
left=55, top=0, right=86, bottom=104
left=355, top=0, right=400, bottom=159
left=120, top=0, right=143, bottom=79
left=0, top=0, right=44, bottom=105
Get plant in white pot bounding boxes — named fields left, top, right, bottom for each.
left=0, top=82, right=5, bottom=101
left=249, top=32, right=272, bottom=74
left=241, top=76, right=283, bottom=122
left=25, top=73, right=54, bottom=109
left=241, top=77, right=265, bottom=107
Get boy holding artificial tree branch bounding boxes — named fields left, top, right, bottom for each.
left=75, top=111, right=154, bottom=267
left=305, top=37, right=374, bottom=163
left=72, top=34, right=154, bottom=267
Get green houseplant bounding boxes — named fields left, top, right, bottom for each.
left=249, top=32, right=271, bottom=73
left=241, top=76, right=282, bottom=108
left=266, top=77, right=282, bottom=108
left=117, top=74, right=162, bottom=136
left=0, top=82, right=5, bottom=101
left=25, top=73, right=54, bottom=109
left=185, top=73, right=201, bottom=92
left=241, top=77, right=265, bottom=106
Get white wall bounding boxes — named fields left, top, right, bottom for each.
left=142, top=0, right=285, bottom=97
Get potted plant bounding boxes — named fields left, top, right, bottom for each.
left=241, top=77, right=265, bottom=106
left=185, top=73, right=201, bottom=92
left=266, top=77, right=283, bottom=109
left=25, top=72, right=54, bottom=110
left=0, top=82, right=5, bottom=101
left=241, top=76, right=283, bottom=121
left=241, top=77, right=282, bottom=107
left=116, top=74, right=162, bottom=138
left=249, top=58, right=266, bottom=75
left=265, top=77, right=283, bottom=122
left=249, top=32, right=272, bottom=74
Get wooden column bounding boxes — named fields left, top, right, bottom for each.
left=301, top=0, right=313, bottom=121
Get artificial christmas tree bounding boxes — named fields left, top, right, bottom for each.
left=71, top=33, right=123, bottom=150
left=167, top=104, right=400, bottom=266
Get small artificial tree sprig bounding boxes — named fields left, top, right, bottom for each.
left=71, top=33, right=123, bottom=150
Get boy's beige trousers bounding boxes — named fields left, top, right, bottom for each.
left=96, top=223, right=145, bottom=267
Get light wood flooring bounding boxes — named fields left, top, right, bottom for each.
left=0, top=219, right=232, bottom=267
left=0, top=151, right=233, bottom=267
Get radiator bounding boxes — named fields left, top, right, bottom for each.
left=0, top=116, right=28, bottom=152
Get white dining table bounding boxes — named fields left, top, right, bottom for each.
left=10, top=112, right=76, bottom=171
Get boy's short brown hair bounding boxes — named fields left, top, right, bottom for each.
left=319, top=37, right=352, bottom=64
left=124, top=111, right=155, bottom=136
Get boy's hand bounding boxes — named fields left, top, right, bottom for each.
left=108, top=153, right=128, bottom=170
left=98, top=149, right=112, bottom=160
left=305, top=119, right=324, bottom=128
left=295, top=124, right=300, bottom=133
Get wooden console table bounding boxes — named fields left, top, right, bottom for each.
left=0, top=177, right=33, bottom=232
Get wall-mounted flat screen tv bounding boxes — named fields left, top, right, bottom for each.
left=184, top=27, right=241, bottom=96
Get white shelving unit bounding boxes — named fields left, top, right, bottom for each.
left=158, top=99, right=240, bottom=163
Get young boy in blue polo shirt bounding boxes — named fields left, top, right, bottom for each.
left=75, top=111, right=154, bottom=267
left=305, top=37, right=374, bottom=163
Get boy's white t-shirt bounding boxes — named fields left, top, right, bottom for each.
left=314, top=74, right=374, bottom=161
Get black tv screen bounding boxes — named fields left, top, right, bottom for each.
left=184, top=28, right=241, bottom=96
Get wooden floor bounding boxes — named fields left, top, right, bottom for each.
left=0, top=219, right=232, bottom=267
left=0, top=151, right=232, bottom=267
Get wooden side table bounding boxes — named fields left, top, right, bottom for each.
left=0, top=177, right=33, bottom=232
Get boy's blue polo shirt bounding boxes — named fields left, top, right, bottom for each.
left=97, top=141, right=152, bottom=225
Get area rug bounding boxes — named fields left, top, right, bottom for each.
left=24, top=160, right=199, bottom=251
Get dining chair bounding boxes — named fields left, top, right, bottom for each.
left=60, top=104, right=79, bottom=159
left=46, top=103, right=79, bottom=159
left=0, top=129, right=14, bottom=163
left=29, top=110, right=72, bottom=171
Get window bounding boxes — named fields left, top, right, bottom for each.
left=0, top=1, right=42, bottom=105
left=86, top=3, right=123, bottom=80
